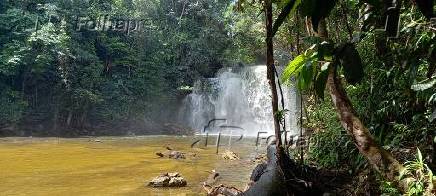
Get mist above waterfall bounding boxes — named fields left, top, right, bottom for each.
left=179, top=65, right=300, bottom=136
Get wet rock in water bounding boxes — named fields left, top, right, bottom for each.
left=155, top=152, right=165, bottom=157
left=169, top=177, right=187, bottom=187
left=148, top=175, right=170, bottom=187
left=168, top=172, right=180, bottom=177
left=165, top=146, right=173, bottom=151
left=222, top=150, right=240, bottom=160
left=148, top=173, right=187, bottom=187
left=169, top=151, right=186, bottom=159
left=203, top=184, right=243, bottom=196
left=155, top=150, right=186, bottom=159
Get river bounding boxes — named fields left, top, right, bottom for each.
left=0, top=136, right=263, bottom=195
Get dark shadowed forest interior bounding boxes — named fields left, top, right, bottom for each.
left=0, top=0, right=435, bottom=195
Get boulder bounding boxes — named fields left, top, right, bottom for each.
left=148, top=173, right=187, bottom=187
left=155, top=150, right=186, bottom=159
left=168, top=172, right=180, bottom=177
left=169, top=177, right=187, bottom=187
left=148, top=175, right=170, bottom=187
left=222, top=150, right=240, bottom=160
left=203, top=184, right=243, bottom=196
left=169, top=151, right=186, bottom=159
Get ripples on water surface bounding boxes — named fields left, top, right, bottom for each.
left=0, top=136, right=262, bottom=195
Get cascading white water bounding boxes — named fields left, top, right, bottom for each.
left=179, top=65, right=300, bottom=136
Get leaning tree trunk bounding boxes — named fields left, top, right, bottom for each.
left=327, top=66, right=405, bottom=189
left=315, top=19, right=406, bottom=192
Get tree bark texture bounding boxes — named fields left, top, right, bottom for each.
left=316, top=19, right=406, bottom=191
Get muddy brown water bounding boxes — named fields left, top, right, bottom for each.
left=0, top=136, right=265, bottom=195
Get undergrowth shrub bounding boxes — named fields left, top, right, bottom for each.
left=306, top=95, right=363, bottom=170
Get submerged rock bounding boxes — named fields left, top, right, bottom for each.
left=155, top=152, right=165, bottom=157
left=169, top=151, right=186, bottom=159
left=221, top=150, right=240, bottom=160
left=203, top=184, right=243, bottom=196
left=155, top=150, right=186, bottom=159
left=148, top=173, right=187, bottom=187
left=165, top=146, right=173, bottom=151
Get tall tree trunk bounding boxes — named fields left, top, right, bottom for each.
left=52, top=104, right=58, bottom=132
left=316, top=19, right=406, bottom=191
left=327, top=66, right=405, bottom=188
left=265, top=0, right=282, bottom=150
left=67, top=110, right=73, bottom=127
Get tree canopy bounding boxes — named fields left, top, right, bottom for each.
left=0, top=0, right=256, bottom=136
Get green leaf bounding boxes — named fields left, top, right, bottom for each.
left=314, top=62, right=331, bottom=99
left=297, top=72, right=305, bottom=90
left=336, top=43, right=364, bottom=84
left=300, top=59, right=315, bottom=89
left=281, top=54, right=306, bottom=84
left=411, top=78, right=436, bottom=91
left=275, top=109, right=290, bottom=122
left=272, top=0, right=301, bottom=37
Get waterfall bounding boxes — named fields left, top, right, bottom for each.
left=179, top=65, right=300, bottom=136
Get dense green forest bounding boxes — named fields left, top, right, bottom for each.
left=249, top=0, right=435, bottom=194
left=0, top=0, right=435, bottom=195
left=0, top=0, right=262, bottom=136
